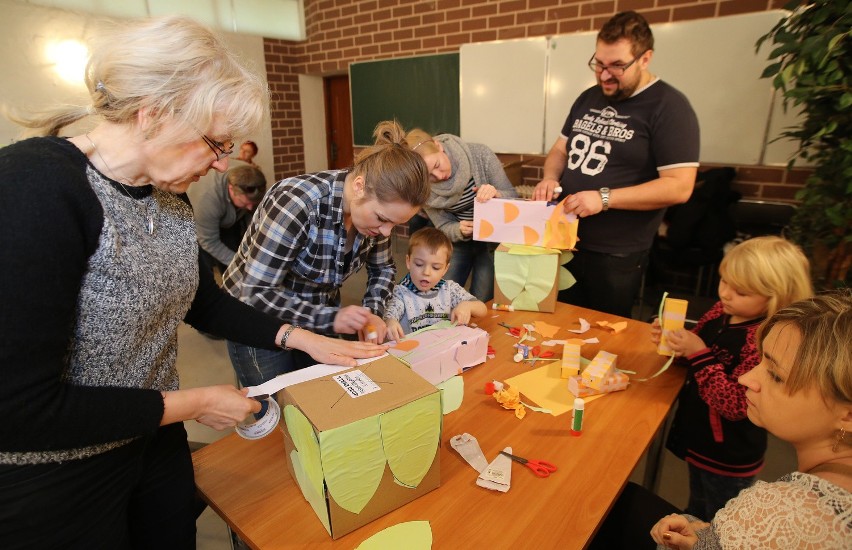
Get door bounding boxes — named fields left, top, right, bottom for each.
left=324, top=75, right=353, bottom=170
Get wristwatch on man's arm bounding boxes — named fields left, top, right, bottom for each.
left=598, top=187, right=611, bottom=211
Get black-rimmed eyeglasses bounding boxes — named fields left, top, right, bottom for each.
left=587, top=52, right=645, bottom=76
left=201, top=134, right=235, bottom=161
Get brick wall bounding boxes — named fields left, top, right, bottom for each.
left=264, top=0, right=808, bottom=201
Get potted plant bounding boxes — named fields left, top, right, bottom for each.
left=757, top=0, right=850, bottom=287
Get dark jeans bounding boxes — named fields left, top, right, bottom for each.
left=558, top=248, right=649, bottom=318
left=686, top=463, right=755, bottom=521
left=227, top=341, right=314, bottom=387
left=588, top=482, right=682, bottom=550
left=0, top=423, right=197, bottom=550
left=446, top=239, right=497, bottom=302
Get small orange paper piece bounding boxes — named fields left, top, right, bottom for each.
left=393, top=339, right=421, bottom=352
left=492, top=386, right=526, bottom=420
left=596, top=320, right=628, bottom=334
left=523, top=226, right=540, bottom=245
left=533, top=321, right=560, bottom=339
left=503, top=202, right=520, bottom=223
left=479, top=219, right=494, bottom=239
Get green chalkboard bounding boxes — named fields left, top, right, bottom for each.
left=350, top=53, right=459, bottom=146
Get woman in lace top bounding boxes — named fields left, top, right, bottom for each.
left=652, top=289, right=852, bottom=549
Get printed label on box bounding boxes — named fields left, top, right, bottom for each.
left=333, top=370, right=381, bottom=398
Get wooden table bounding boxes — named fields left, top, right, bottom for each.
left=193, top=303, right=684, bottom=549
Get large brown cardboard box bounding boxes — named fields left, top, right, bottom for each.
left=277, top=356, right=442, bottom=539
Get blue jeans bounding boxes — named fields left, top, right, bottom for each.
left=686, top=463, right=755, bottom=521
left=557, top=248, right=649, bottom=318
left=446, top=239, right=495, bottom=302
left=227, top=341, right=313, bottom=387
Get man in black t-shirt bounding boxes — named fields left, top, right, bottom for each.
left=533, top=11, right=700, bottom=318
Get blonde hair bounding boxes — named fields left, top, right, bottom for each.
left=405, top=128, right=441, bottom=157
left=408, top=227, right=453, bottom=261
left=758, top=289, right=852, bottom=404
left=719, top=236, right=813, bottom=317
left=9, top=16, right=267, bottom=145
left=351, top=120, right=430, bottom=207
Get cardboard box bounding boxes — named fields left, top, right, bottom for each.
left=473, top=198, right=578, bottom=249
left=387, top=324, right=489, bottom=385
left=278, top=356, right=442, bottom=539
left=494, top=244, right=574, bottom=313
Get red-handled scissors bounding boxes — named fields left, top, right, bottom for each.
left=500, top=451, right=557, bottom=478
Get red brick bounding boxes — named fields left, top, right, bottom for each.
left=438, top=21, right=461, bottom=33
left=784, top=169, right=813, bottom=184
left=473, top=4, right=498, bottom=17
left=337, top=37, right=354, bottom=48
left=394, top=28, right=414, bottom=39
left=635, top=9, right=670, bottom=25
left=423, top=36, right=446, bottom=48
left=342, top=4, right=357, bottom=16
left=498, top=26, right=527, bottom=40
left=380, top=42, right=401, bottom=54
left=673, top=3, right=717, bottom=21
left=549, top=6, right=580, bottom=20
left=361, top=44, right=381, bottom=56
left=528, top=22, right=559, bottom=37
left=530, top=0, right=559, bottom=8
left=374, top=31, right=393, bottom=42
left=617, top=0, right=655, bottom=10
left=392, top=5, right=414, bottom=17
left=581, top=1, right=616, bottom=17
left=401, top=39, right=422, bottom=50
left=423, top=12, right=446, bottom=24
left=353, top=13, right=371, bottom=25
left=462, top=17, right=488, bottom=31
left=499, top=0, right=527, bottom=13
left=471, top=30, right=498, bottom=42
left=380, top=18, right=400, bottom=30
left=415, top=24, right=439, bottom=38
left=378, top=0, right=399, bottom=8
left=437, top=0, right=462, bottom=8
left=488, top=14, right=515, bottom=28
left=359, top=22, right=378, bottom=33
left=359, top=1, right=378, bottom=12
left=414, top=1, right=439, bottom=14
left=559, top=18, right=593, bottom=33
left=518, top=9, right=548, bottom=25
left=719, top=0, right=770, bottom=16
left=447, top=32, right=472, bottom=47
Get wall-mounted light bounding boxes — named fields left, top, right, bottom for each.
left=45, top=39, right=89, bottom=84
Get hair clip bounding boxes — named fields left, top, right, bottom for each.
left=95, top=81, right=106, bottom=92
left=412, top=140, right=429, bottom=151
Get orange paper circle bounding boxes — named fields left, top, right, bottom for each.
left=503, top=202, right=520, bottom=223
left=479, top=219, right=494, bottom=239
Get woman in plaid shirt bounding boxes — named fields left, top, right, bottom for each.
left=223, top=120, right=430, bottom=387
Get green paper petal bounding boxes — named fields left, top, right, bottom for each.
left=290, top=449, right=331, bottom=534
left=355, top=521, right=433, bottom=550
left=284, top=405, right=324, bottom=500
left=318, top=416, right=386, bottom=514
left=522, top=254, right=558, bottom=303
left=494, top=251, right=529, bottom=299
left=512, top=290, right=541, bottom=311
left=380, top=393, right=442, bottom=488
left=558, top=266, right=576, bottom=290
left=436, top=376, right=464, bottom=414
left=559, top=250, right=574, bottom=266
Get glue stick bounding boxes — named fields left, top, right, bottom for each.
left=492, top=303, right=515, bottom=312
left=571, top=398, right=585, bottom=436
left=364, top=323, right=378, bottom=341
left=553, top=186, right=563, bottom=195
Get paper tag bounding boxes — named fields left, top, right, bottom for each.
left=333, top=369, right=381, bottom=398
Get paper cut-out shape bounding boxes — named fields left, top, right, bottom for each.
left=493, top=244, right=574, bottom=312
left=387, top=324, right=489, bottom=385
left=279, top=357, right=442, bottom=539
left=504, top=357, right=595, bottom=416
left=436, top=376, right=464, bottom=415
left=596, top=320, right=628, bottom=333
left=492, top=386, right=526, bottom=419
left=568, top=318, right=591, bottom=334
left=450, top=433, right=489, bottom=473
left=355, top=521, right=433, bottom=550
left=561, top=339, right=583, bottom=379
left=534, top=320, right=561, bottom=338
left=474, top=198, right=578, bottom=249
left=658, top=297, right=689, bottom=356
left=476, top=446, right=512, bottom=492
left=568, top=372, right=630, bottom=398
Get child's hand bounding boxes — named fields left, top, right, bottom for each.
left=474, top=184, right=499, bottom=202
left=451, top=302, right=474, bottom=325
left=385, top=319, right=405, bottom=342
left=666, top=329, right=706, bottom=357
left=650, top=317, right=662, bottom=344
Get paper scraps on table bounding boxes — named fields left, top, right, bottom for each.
left=449, top=433, right=489, bottom=473
left=355, top=521, right=433, bottom=550
left=568, top=318, right=591, bottom=334
left=476, top=446, right=513, bottom=493
left=505, top=358, right=606, bottom=416
left=492, top=386, right=527, bottom=419
left=541, top=337, right=599, bottom=346
left=533, top=320, right=561, bottom=339
left=597, top=320, right=628, bottom=333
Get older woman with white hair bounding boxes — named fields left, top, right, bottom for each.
left=0, top=16, right=385, bottom=548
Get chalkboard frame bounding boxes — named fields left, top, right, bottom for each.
left=349, top=53, right=460, bottom=146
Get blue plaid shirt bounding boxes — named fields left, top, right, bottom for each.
left=222, top=170, right=395, bottom=334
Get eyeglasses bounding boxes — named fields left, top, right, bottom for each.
left=587, top=52, right=645, bottom=76
left=236, top=185, right=264, bottom=194
left=201, top=134, right=235, bottom=161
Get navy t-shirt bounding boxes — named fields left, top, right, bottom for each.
left=558, top=79, right=700, bottom=254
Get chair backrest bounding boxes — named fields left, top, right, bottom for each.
left=728, top=199, right=796, bottom=237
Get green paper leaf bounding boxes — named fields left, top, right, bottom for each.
left=380, top=393, right=442, bottom=488
left=319, top=416, right=387, bottom=514
left=284, top=405, right=324, bottom=501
